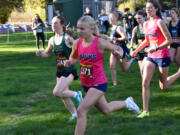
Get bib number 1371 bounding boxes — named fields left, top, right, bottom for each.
left=80, top=63, right=93, bottom=78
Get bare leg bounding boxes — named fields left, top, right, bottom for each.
left=169, top=48, right=176, bottom=62
left=62, top=96, right=76, bottom=115
left=141, top=57, right=147, bottom=75
left=110, top=53, right=118, bottom=85
left=175, top=47, right=180, bottom=67
left=75, top=88, right=104, bottom=135
left=95, top=95, right=126, bottom=115
left=75, top=88, right=139, bottom=135
left=53, top=75, right=77, bottom=115
left=138, top=57, right=147, bottom=77
left=158, top=67, right=180, bottom=90
left=138, top=60, right=143, bottom=77
left=53, top=74, right=76, bottom=97
left=142, top=61, right=156, bottom=112
left=119, top=57, right=135, bottom=72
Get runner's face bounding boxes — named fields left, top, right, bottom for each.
left=136, top=14, right=144, bottom=24
left=51, top=17, right=63, bottom=32
left=109, top=13, right=117, bottom=25
left=146, top=2, right=157, bottom=17
left=170, top=10, right=178, bottom=19
left=77, top=21, right=93, bottom=38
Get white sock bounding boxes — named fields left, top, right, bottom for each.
left=72, top=113, right=77, bottom=117
left=73, top=92, right=77, bottom=98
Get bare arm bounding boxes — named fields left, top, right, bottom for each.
left=98, top=38, right=123, bottom=58
left=65, top=33, right=74, bottom=47
left=156, top=19, right=172, bottom=50
left=64, top=40, right=78, bottom=67
left=32, top=22, right=37, bottom=30
left=130, top=27, right=137, bottom=49
left=145, top=19, right=172, bottom=53
left=36, top=37, right=53, bottom=57
left=112, top=26, right=128, bottom=42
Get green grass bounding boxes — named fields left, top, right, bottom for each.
left=0, top=32, right=180, bottom=135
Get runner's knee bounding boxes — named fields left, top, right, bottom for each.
left=142, top=79, right=150, bottom=89
left=77, top=106, right=88, bottom=117
left=53, top=88, right=63, bottom=97
left=110, top=64, right=116, bottom=70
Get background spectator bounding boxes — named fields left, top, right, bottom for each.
left=98, top=8, right=110, bottom=34
left=123, top=8, right=133, bottom=43
left=32, top=14, right=45, bottom=50
left=83, top=6, right=93, bottom=18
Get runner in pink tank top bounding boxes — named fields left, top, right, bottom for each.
left=145, top=17, right=171, bottom=58
left=64, top=16, right=140, bottom=135
left=77, top=36, right=107, bottom=87
left=131, top=0, right=180, bottom=118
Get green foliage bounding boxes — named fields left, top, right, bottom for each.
left=24, top=0, right=53, bottom=22
left=159, top=0, right=176, bottom=9
left=0, top=0, right=24, bottom=23
left=117, top=0, right=177, bottom=13
left=118, top=0, right=137, bottom=13
left=0, top=0, right=53, bottom=24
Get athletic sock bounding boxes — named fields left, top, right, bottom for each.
left=73, top=92, right=77, bottom=98
left=130, top=57, right=137, bottom=66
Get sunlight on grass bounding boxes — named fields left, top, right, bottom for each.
left=0, top=48, right=37, bottom=52
left=1, top=112, right=62, bottom=126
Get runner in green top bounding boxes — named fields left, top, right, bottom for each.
left=36, top=16, right=83, bottom=121
left=53, top=33, right=76, bottom=73
left=130, top=10, right=147, bottom=77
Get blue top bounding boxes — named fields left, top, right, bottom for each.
left=169, top=20, right=180, bottom=46
left=110, top=24, right=126, bottom=46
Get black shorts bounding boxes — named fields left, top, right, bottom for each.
left=56, top=70, right=78, bottom=80
left=82, top=83, right=108, bottom=93
left=115, top=43, right=129, bottom=59
left=137, top=52, right=147, bottom=61
left=170, top=44, right=180, bottom=49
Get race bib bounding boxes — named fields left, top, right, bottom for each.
left=172, top=37, right=180, bottom=44
left=150, top=40, right=158, bottom=48
left=56, top=56, right=66, bottom=67
left=80, top=63, right=93, bottom=78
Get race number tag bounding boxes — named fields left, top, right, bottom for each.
left=80, top=63, right=93, bottom=78
left=150, top=40, right=158, bottom=48
left=172, top=37, right=180, bottom=44
left=56, top=56, right=66, bottom=67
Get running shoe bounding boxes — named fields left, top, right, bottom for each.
left=125, top=97, right=140, bottom=115
left=69, top=113, right=77, bottom=121
left=74, top=91, right=83, bottom=105
left=137, top=111, right=150, bottom=118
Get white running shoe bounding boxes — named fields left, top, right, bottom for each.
left=125, top=97, right=140, bottom=115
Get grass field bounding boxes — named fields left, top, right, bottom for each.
left=0, top=33, right=180, bottom=135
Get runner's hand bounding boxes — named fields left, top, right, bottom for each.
left=112, top=46, right=123, bottom=58
left=131, top=51, right=137, bottom=57
left=64, top=60, right=72, bottom=67
left=145, top=46, right=156, bottom=53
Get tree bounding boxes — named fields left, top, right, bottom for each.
left=24, top=0, right=53, bottom=22
left=117, top=0, right=176, bottom=12
left=0, top=0, right=24, bottom=23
